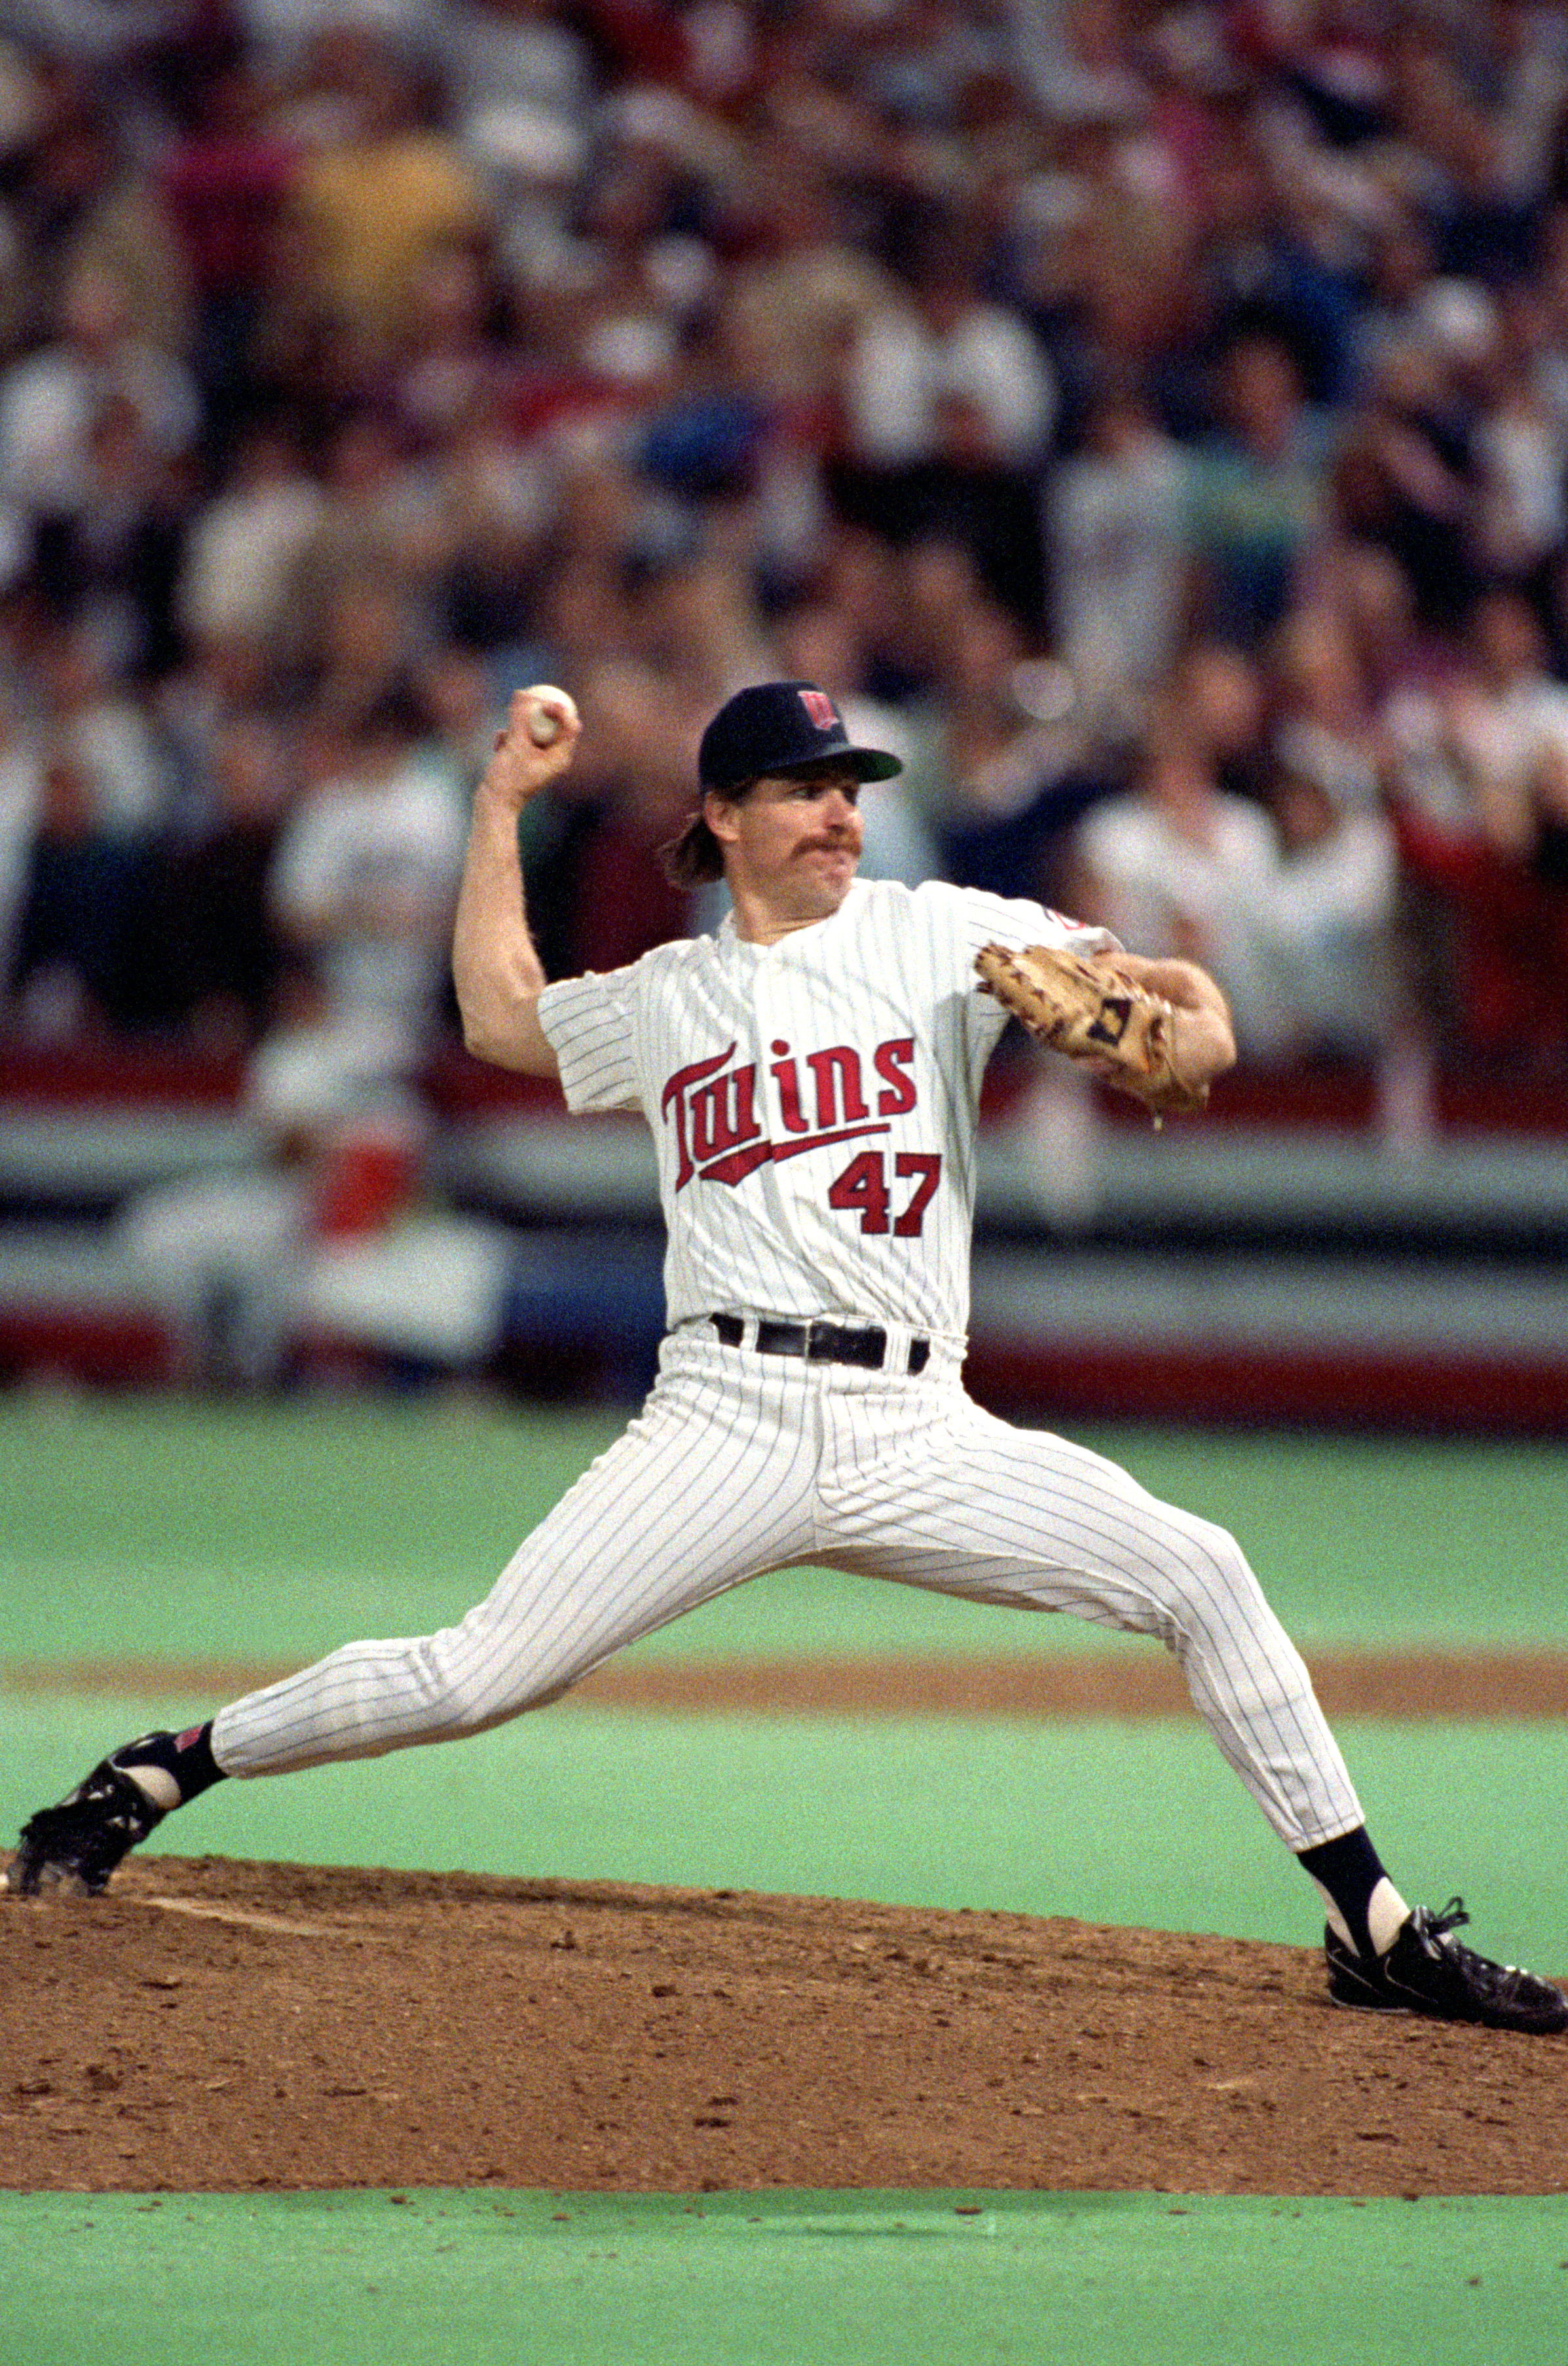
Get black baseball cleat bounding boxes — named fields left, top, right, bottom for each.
left=3, top=1751, right=174, bottom=1898
left=1325, top=1898, right=1568, bottom=2035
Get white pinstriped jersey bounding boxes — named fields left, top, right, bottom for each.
left=538, top=879, right=1112, bottom=1338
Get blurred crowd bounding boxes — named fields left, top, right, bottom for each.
left=3, top=0, right=1568, bottom=1107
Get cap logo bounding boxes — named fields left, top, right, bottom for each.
left=797, top=688, right=838, bottom=730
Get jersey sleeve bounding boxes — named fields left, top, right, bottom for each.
left=957, top=886, right=1120, bottom=965
left=954, top=887, right=1121, bottom=1059
left=537, top=969, right=643, bottom=1114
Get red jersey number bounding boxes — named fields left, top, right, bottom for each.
left=827, top=1150, right=942, bottom=1238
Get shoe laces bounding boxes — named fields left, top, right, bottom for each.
left=1416, top=1896, right=1536, bottom=1992
left=1420, top=1896, right=1471, bottom=1944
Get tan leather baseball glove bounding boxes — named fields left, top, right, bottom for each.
left=975, top=943, right=1210, bottom=1123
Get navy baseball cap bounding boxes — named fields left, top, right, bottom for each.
left=697, top=681, right=903, bottom=793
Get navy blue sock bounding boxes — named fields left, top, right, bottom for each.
left=1296, top=1826, right=1396, bottom=1958
left=113, top=1724, right=226, bottom=1807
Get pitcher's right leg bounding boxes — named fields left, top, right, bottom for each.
left=212, top=1342, right=817, bottom=1777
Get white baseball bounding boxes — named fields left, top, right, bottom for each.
left=523, top=686, right=578, bottom=747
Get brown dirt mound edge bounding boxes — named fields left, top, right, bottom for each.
left=3, top=1856, right=1565, bottom=2198
left=9, top=1646, right=1568, bottom=1718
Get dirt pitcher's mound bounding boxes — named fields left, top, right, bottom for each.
left=3, top=1858, right=1564, bottom=2196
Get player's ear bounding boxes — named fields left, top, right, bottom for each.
left=703, top=788, right=744, bottom=846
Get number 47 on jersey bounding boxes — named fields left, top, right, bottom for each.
left=828, top=1151, right=942, bottom=1236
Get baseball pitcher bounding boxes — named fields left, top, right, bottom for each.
left=7, top=679, right=1565, bottom=2035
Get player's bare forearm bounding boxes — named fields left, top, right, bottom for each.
left=451, top=780, right=557, bottom=1075
left=451, top=689, right=580, bottom=1078
left=1104, top=953, right=1237, bottom=1088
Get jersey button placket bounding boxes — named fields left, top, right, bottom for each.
left=752, top=983, right=811, bottom=1252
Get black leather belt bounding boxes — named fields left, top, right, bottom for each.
left=711, top=1313, right=929, bottom=1376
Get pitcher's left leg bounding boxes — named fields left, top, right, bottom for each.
left=824, top=1386, right=1360, bottom=1850
left=825, top=1380, right=1568, bottom=2033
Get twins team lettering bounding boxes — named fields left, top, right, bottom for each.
left=662, top=1037, right=919, bottom=1192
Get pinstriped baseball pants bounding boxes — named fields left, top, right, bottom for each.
left=211, top=1328, right=1365, bottom=1852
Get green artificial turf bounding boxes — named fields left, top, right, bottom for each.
left=3, top=2188, right=1566, bottom=2366
left=3, top=1395, right=1568, bottom=1661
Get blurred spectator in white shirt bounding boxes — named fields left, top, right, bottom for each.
left=178, top=415, right=325, bottom=656
left=267, top=679, right=466, bottom=1072
left=842, top=202, right=1056, bottom=471
left=434, top=0, right=592, bottom=171
left=28, top=620, right=171, bottom=834
left=1467, top=286, right=1568, bottom=583
left=1444, top=584, right=1568, bottom=856
left=1070, top=716, right=1288, bottom=1057
left=117, top=1023, right=428, bottom=1389
left=1385, top=584, right=1568, bottom=1061
left=1049, top=381, right=1187, bottom=700
left=1263, top=736, right=1402, bottom=1062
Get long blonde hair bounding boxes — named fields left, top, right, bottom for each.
left=662, top=794, right=733, bottom=886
